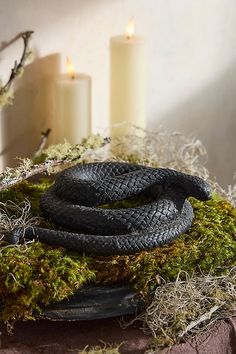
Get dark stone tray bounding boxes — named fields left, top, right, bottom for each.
left=41, top=284, right=144, bottom=321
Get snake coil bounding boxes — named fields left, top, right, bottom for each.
left=10, top=162, right=211, bottom=255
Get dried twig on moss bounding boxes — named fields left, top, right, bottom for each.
left=0, top=31, right=33, bottom=107
left=0, top=159, right=60, bottom=192
left=0, top=135, right=108, bottom=192
left=123, top=269, right=236, bottom=348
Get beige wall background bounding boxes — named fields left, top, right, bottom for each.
left=0, top=0, right=235, bottom=187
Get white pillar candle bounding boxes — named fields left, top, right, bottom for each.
left=54, top=58, right=91, bottom=145
left=110, top=19, right=147, bottom=136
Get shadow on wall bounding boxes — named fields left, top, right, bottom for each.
left=152, top=63, right=236, bottom=188
left=0, top=53, right=60, bottom=168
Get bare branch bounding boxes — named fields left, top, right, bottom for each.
left=0, top=135, right=109, bottom=191
left=178, top=304, right=221, bottom=338
left=0, top=160, right=64, bottom=192
left=33, top=129, right=51, bottom=159
left=0, top=31, right=33, bottom=96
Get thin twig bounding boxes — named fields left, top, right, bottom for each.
left=178, top=304, right=221, bottom=338
left=33, top=129, right=51, bottom=159
left=9, top=272, right=25, bottom=288
left=0, top=32, right=29, bottom=52
left=0, top=160, right=63, bottom=192
left=0, top=31, right=33, bottom=95
left=0, top=135, right=110, bottom=191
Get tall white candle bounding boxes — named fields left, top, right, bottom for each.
left=110, top=19, right=146, bottom=136
left=54, top=58, right=91, bottom=144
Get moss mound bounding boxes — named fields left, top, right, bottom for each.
left=0, top=179, right=52, bottom=217
left=0, top=242, right=95, bottom=322
left=0, top=180, right=235, bottom=322
left=93, top=195, right=236, bottom=292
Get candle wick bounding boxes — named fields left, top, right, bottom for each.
left=71, top=74, right=76, bottom=80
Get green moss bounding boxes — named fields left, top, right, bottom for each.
left=0, top=179, right=52, bottom=217
left=92, top=195, right=236, bottom=292
left=0, top=243, right=95, bottom=322
left=0, top=179, right=235, bottom=322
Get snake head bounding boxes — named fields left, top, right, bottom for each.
left=183, top=175, right=212, bottom=201
left=154, top=168, right=212, bottom=202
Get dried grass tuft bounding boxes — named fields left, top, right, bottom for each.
left=79, top=342, right=122, bottom=354
left=0, top=200, right=41, bottom=246
left=214, top=173, right=236, bottom=207
left=122, top=269, right=236, bottom=348
left=95, top=126, right=209, bottom=178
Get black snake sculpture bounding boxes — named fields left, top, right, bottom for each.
left=10, top=162, right=211, bottom=255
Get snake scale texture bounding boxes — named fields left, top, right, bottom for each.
left=10, top=162, right=211, bottom=255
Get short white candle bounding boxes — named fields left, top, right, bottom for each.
left=110, top=19, right=147, bottom=136
left=54, top=58, right=91, bottom=144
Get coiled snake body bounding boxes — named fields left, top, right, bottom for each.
left=10, top=162, right=211, bottom=255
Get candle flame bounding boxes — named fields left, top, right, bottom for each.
left=66, top=57, right=76, bottom=79
left=125, top=18, right=135, bottom=39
